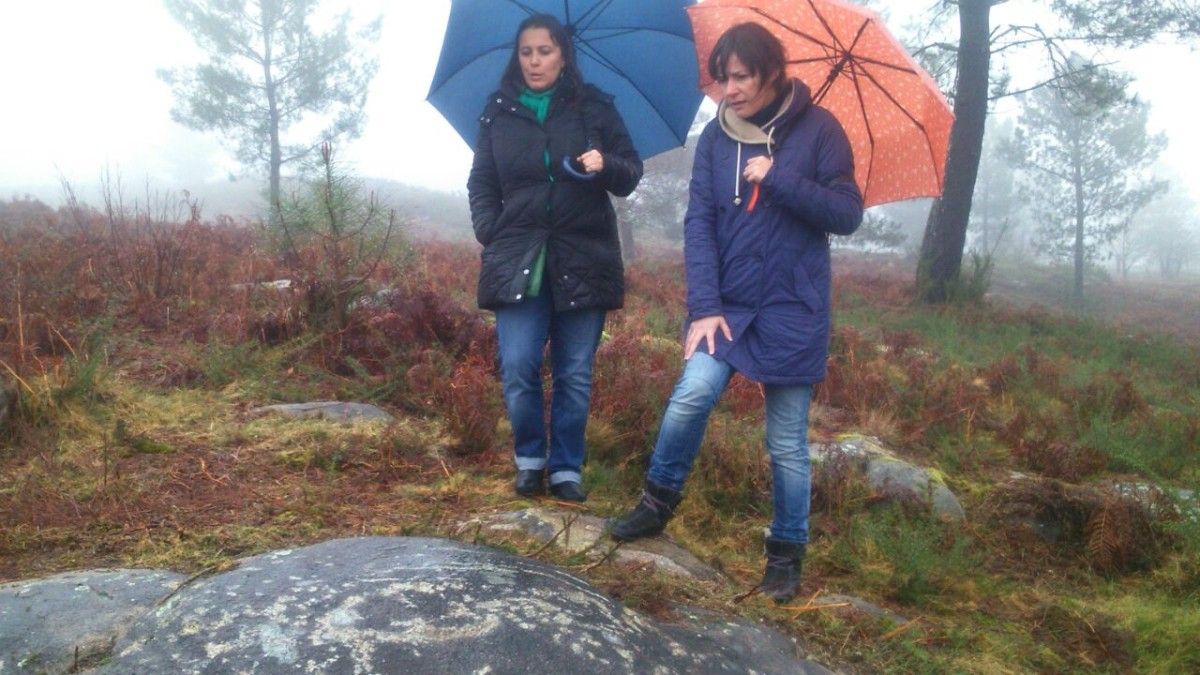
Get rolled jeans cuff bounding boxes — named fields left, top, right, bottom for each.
left=515, top=456, right=546, bottom=471
left=548, top=470, right=581, bottom=486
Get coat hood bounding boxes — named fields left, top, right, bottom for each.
left=717, top=78, right=813, bottom=147
left=716, top=78, right=814, bottom=207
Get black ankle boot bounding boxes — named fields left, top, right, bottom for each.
left=515, top=469, right=544, bottom=497
left=609, top=479, right=683, bottom=541
left=761, top=537, right=806, bottom=603
left=549, top=481, right=587, bottom=502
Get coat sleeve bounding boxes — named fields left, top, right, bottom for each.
left=596, top=99, right=643, bottom=198
left=467, top=108, right=503, bottom=246
left=760, top=115, right=864, bottom=236
left=684, top=125, right=723, bottom=321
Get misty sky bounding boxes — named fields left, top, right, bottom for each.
left=1, top=1, right=1198, bottom=206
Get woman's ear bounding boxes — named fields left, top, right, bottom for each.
left=765, top=68, right=784, bottom=93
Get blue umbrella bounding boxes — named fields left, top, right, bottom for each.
left=428, top=0, right=702, bottom=160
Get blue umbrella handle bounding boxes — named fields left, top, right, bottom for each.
left=561, top=156, right=597, bottom=180
left=561, top=142, right=599, bottom=181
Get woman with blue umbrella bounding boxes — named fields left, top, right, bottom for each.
left=468, top=14, right=643, bottom=502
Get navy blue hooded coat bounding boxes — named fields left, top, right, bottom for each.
left=685, top=79, right=863, bottom=385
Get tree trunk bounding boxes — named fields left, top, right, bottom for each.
left=261, top=7, right=282, bottom=212
left=1073, top=147, right=1085, bottom=305
left=266, top=83, right=281, bottom=213
left=614, top=198, right=637, bottom=263
left=916, top=0, right=992, bottom=303
left=619, top=216, right=636, bottom=264
left=269, top=120, right=281, bottom=211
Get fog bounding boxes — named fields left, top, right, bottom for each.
left=0, top=0, right=1197, bottom=247
left=0, top=0, right=469, bottom=211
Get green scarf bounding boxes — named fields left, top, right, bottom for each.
left=517, top=86, right=556, bottom=298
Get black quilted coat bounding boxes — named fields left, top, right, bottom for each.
left=467, top=81, right=643, bottom=311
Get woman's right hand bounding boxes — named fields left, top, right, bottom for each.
left=684, top=315, right=732, bottom=360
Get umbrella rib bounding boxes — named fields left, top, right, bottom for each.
left=428, top=43, right=513, bottom=97
left=846, top=61, right=877, bottom=199
left=841, top=56, right=916, bottom=74
left=740, top=8, right=838, bottom=52
left=789, top=56, right=841, bottom=66
left=497, top=0, right=541, bottom=17
left=853, top=60, right=940, bottom=187
left=756, top=8, right=917, bottom=75
left=580, top=27, right=698, bottom=42
left=846, top=17, right=871, bottom=54
left=574, top=0, right=617, bottom=35
left=812, top=18, right=872, bottom=102
left=805, top=0, right=851, bottom=55
left=573, top=37, right=686, bottom=145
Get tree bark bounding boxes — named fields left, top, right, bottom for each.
left=618, top=217, right=636, bottom=264
left=916, top=0, right=992, bottom=303
left=261, top=7, right=282, bottom=212
left=614, top=199, right=637, bottom=263
left=1072, top=143, right=1085, bottom=305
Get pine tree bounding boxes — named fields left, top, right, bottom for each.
left=159, top=0, right=380, bottom=212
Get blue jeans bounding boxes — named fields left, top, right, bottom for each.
left=495, top=291, right=605, bottom=486
left=646, top=352, right=813, bottom=544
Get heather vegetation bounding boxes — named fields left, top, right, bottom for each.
left=1, top=190, right=1198, bottom=673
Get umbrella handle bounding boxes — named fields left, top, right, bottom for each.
left=561, top=155, right=599, bottom=181
left=562, top=140, right=600, bottom=181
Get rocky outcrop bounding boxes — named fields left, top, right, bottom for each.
left=473, top=508, right=906, bottom=631
left=249, top=401, right=395, bottom=424
left=812, top=434, right=966, bottom=521
left=473, top=508, right=726, bottom=582
left=0, top=569, right=186, bottom=673
left=0, top=538, right=832, bottom=674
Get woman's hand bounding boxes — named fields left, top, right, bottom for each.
left=743, top=156, right=773, bottom=184
left=684, top=315, right=732, bottom=360
left=577, top=149, right=605, bottom=174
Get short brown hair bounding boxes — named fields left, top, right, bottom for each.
left=708, top=22, right=787, bottom=91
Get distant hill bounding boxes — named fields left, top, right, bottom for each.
left=1, top=176, right=474, bottom=238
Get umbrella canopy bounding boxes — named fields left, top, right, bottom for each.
left=429, top=0, right=704, bottom=160
left=687, top=0, right=954, bottom=207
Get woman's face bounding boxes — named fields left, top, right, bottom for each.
left=719, top=54, right=778, bottom=119
left=518, top=27, right=564, bottom=92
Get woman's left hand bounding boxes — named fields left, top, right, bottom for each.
left=744, top=156, right=773, bottom=184
left=577, top=149, right=605, bottom=174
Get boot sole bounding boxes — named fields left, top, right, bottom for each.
left=764, top=587, right=799, bottom=604
left=607, top=525, right=665, bottom=542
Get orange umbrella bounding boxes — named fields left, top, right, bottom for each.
left=687, top=0, right=954, bottom=207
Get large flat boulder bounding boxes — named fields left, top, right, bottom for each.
left=0, top=569, right=186, bottom=674
left=102, top=537, right=826, bottom=674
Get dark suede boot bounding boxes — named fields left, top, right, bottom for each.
left=549, top=481, right=587, bottom=503
left=514, top=469, right=544, bottom=497
left=761, top=537, right=806, bottom=603
left=608, top=479, right=683, bottom=541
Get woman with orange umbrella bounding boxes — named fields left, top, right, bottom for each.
left=609, top=22, right=863, bottom=603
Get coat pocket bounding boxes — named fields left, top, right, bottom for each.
left=792, top=263, right=824, bottom=314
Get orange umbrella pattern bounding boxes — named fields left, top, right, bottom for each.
left=687, top=0, right=954, bottom=207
